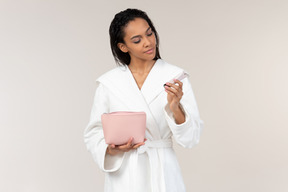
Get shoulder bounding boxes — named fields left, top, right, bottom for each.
left=157, top=59, right=189, bottom=75
left=158, top=59, right=186, bottom=71
left=95, top=66, right=126, bottom=83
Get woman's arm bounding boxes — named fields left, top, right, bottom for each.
left=164, top=78, right=204, bottom=148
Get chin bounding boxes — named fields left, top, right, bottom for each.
left=144, top=56, right=156, bottom=62
left=133, top=52, right=156, bottom=62
left=146, top=53, right=156, bottom=60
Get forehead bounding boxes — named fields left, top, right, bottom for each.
left=123, top=18, right=150, bottom=37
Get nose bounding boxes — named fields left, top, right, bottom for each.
left=143, top=36, right=151, bottom=47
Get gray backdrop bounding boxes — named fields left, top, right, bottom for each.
left=1, top=0, right=287, bottom=191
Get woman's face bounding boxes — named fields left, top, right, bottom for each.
left=118, top=18, right=157, bottom=63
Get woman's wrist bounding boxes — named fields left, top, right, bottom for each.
left=172, top=104, right=185, bottom=124
left=106, top=146, right=123, bottom=156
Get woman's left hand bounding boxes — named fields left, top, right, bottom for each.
left=164, top=79, right=184, bottom=112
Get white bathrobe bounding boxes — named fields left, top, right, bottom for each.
left=84, top=59, right=204, bottom=192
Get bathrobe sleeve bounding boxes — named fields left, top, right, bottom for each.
left=164, top=77, right=204, bottom=148
left=84, top=81, right=125, bottom=172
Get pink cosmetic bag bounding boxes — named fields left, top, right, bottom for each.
left=101, top=111, right=146, bottom=145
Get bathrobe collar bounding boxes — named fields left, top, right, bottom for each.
left=116, top=59, right=184, bottom=104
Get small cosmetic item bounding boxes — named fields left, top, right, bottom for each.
left=164, top=71, right=189, bottom=87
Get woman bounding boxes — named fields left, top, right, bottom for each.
left=84, top=8, right=204, bottom=192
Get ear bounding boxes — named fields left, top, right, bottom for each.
left=117, top=43, right=128, bottom=53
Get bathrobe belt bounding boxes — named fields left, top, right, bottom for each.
left=129, top=139, right=173, bottom=192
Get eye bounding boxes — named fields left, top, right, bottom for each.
left=134, top=40, right=141, bottom=44
left=147, top=32, right=153, bottom=36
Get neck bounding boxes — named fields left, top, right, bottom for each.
left=128, top=59, right=156, bottom=73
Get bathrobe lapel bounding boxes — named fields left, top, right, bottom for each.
left=130, top=59, right=184, bottom=105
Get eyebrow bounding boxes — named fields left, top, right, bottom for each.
left=130, top=27, right=152, bottom=40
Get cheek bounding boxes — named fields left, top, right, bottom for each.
left=152, top=34, right=157, bottom=44
left=131, top=45, right=143, bottom=55
left=126, top=46, right=143, bottom=58
left=126, top=43, right=140, bottom=53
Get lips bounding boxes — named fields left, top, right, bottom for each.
left=144, top=48, right=154, bottom=54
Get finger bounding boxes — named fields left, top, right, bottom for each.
left=167, top=82, right=183, bottom=97
left=169, top=82, right=182, bottom=92
left=126, top=137, right=133, bottom=147
left=118, top=145, right=130, bottom=151
left=118, top=144, right=130, bottom=150
left=173, top=79, right=183, bottom=88
left=166, top=89, right=183, bottom=101
left=165, top=88, right=178, bottom=98
left=118, top=137, right=133, bottom=150
left=165, top=86, right=181, bottom=98
left=132, top=138, right=147, bottom=149
left=165, top=83, right=181, bottom=93
left=117, top=145, right=126, bottom=150
left=108, top=144, right=115, bottom=149
left=165, top=85, right=178, bottom=94
left=133, top=142, right=145, bottom=149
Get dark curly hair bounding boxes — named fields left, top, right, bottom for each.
left=109, top=8, right=161, bottom=66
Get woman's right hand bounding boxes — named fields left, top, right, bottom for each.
left=106, top=137, right=146, bottom=156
